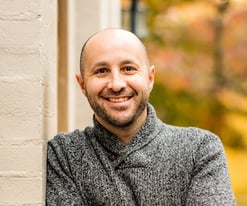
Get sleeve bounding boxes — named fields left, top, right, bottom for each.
left=46, top=136, right=84, bottom=206
left=186, top=131, right=236, bottom=206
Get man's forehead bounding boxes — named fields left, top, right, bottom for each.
left=80, top=28, right=150, bottom=73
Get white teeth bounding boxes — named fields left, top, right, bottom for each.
left=108, top=97, right=128, bottom=103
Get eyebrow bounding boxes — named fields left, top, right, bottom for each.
left=93, top=59, right=139, bottom=68
left=93, top=61, right=109, bottom=68
left=120, top=59, right=139, bottom=65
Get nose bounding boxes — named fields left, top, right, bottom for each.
left=107, top=71, right=127, bottom=92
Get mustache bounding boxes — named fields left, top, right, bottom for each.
left=100, top=89, right=136, bottom=97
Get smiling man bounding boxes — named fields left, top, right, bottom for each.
left=76, top=28, right=154, bottom=144
left=46, top=28, right=235, bottom=205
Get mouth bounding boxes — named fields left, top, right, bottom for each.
left=101, top=90, right=136, bottom=105
left=106, top=97, right=130, bottom=103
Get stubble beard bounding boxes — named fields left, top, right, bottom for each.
left=86, top=91, right=148, bottom=128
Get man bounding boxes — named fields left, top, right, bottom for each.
left=46, top=28, right=235, bottom=205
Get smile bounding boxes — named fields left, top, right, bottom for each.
left=108, top=97, right=129, bottom=103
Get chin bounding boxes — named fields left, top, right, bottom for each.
left=105, top=113, right=135, bottom=127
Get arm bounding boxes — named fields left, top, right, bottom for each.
left=46, top=136, right=83, bottom=205
left=186, top=131, right=236, bottom=205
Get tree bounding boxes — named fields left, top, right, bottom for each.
left=144, top=0, right=247, bottom=148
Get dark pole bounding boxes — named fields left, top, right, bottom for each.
left=213, top=0, right=229, bottom=90
left=130, top=0, right=138, bottom=33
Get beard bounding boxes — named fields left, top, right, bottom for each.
left=86, top=89, right=148, bottom=128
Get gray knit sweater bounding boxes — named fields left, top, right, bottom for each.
left=46, top=104, right=235, bottom=205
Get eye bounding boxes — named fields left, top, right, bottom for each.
left=95, top=68, right=108, bottom=75
left=123, top=66, right=137, bottom=73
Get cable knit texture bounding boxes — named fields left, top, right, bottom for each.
left=46, top=104, right=235, bottom=205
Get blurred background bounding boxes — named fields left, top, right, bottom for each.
left=122, top=0, right=247, bottom=205
left=1, top=0, right=246, bottom=204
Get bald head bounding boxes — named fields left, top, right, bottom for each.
left=79, top=28, right=150, bottom=76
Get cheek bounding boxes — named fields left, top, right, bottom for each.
left=84, top=79, right=105, bottom=96
left=128, top=75, right=151, bottom=91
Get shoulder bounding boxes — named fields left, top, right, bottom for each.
left=161, top=123, right=222, bottom=146
left=158, top=123, right=228, bottom=170
left=47, top=127, right=94, bottom=160
left=48, top=129, right=84, bottom=150
left=158, top=123, right=225, bottom=161
left=48, top=127, right=94, bottom=147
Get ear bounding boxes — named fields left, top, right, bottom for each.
left=75, top=73, right=86, bottom=96
left=148, top=65, right=155, bottom=92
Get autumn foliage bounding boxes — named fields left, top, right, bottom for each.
left=141, top=1, right=247, bottom=203
left=143, top=0, right=247, bottom=149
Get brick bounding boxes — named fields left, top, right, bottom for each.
left=0, top=20, right=41, bottom=47
left=0, top=0, right=41, bottom=20
left=0, top=115, right=42, bottom=145
left=0, top=77, right=43, bottom=117
left=0, top=145, right=43, bottom=172
left=0, top=177, right=43, bottom=204
left=0, top=47, right=42, bottom=78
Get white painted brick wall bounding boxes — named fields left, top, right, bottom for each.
left=0, top=0, right=57, bottom=205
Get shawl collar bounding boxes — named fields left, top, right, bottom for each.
left=91, top=103, right=163, bottom=155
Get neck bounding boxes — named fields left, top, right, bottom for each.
left=96, top=108, right=148, bottom=145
